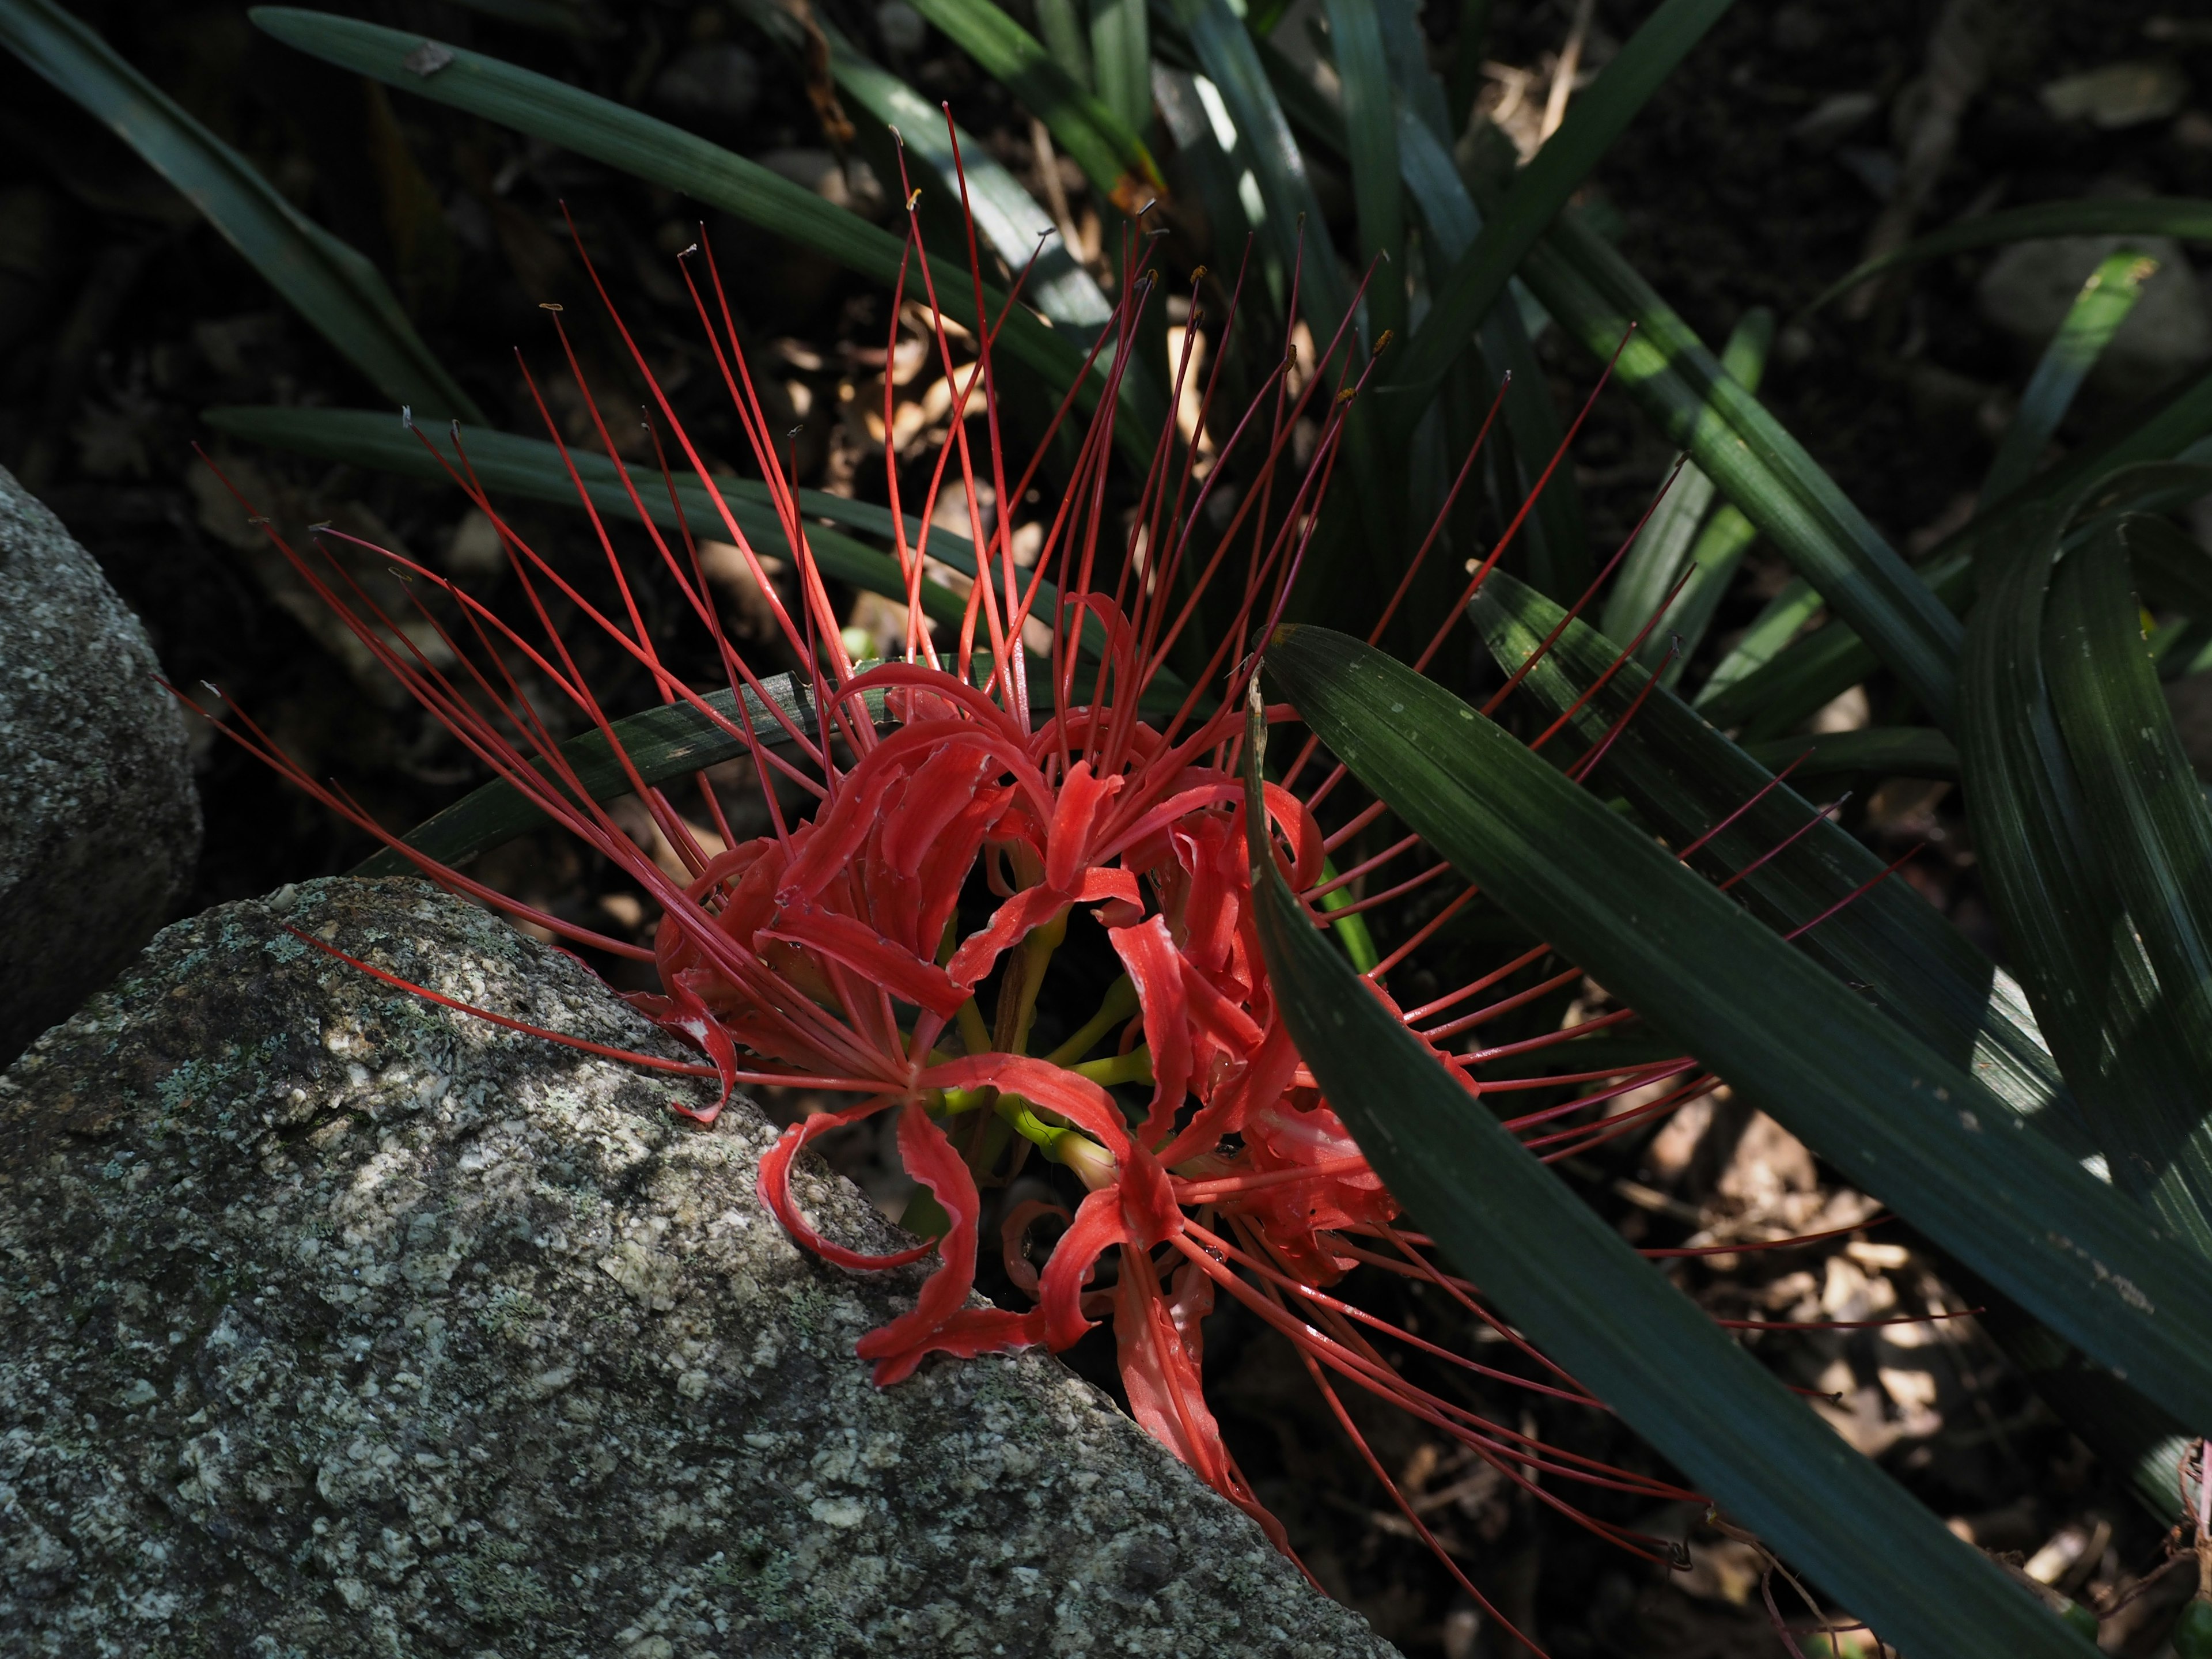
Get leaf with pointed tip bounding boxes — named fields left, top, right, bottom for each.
left=1239, top=669, right=2096, bottom=1659
left=0, top=0, right=482, bottom=422
left=1263, top=622, right=2212, bottom=1430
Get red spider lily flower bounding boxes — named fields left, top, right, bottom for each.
left=189, top=123, right=1930, bottom=1652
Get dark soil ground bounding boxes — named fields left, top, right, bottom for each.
left=8, top=0, right=2212, bottom=1653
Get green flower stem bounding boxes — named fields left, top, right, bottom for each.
left=1071, top=1047, right=1153, bottom=1086
left=1314, top=855, right=1380, bottom=971
left=1043, top=975, right=1140, bottom=1065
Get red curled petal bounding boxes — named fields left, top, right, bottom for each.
left=1157, top=1016, right=1302, bottom=1166
left=945, top=885, right=1065, bottom=990
left=1045, top=760, right=1122, bottom=891
left=852, top=1101, right=1053, bottom=1383
left=1109, top=916, right=1193, bottom=1149
left=762, top=903, right=969, bottom=1017
left=1037, top=1187, right=1130, bottom=1350
left=755, top=1098, right=933, bottom=1271
left=919, top=1053, right=1132, bottom=1157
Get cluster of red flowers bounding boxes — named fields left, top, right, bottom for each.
left=193, top=135, right=1894, bottom=1648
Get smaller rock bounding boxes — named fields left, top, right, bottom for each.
left=0, top=465, right=200, bottom=1063
left=876, top=0, right=927, bottom=56
left=753, top=147, right=886, bottom=217
left=1790, top=90, right=1881, bottom=151
left=652, top=41, right=762, bottom=127
left=1978, top=233, right=2211, bottom=399
left=2040, top=61, right=2190, bottom=130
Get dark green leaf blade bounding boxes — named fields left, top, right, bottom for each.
left=2037, top=517, right=2212, bottom=1242
left=0, top=0, right=482, bottom=422
left=1240, top=679, right=2092, bottom=1659
left=1467, top=569, right=2070, bottom=1137
left=1266, top=623, right=2212, bottom=1428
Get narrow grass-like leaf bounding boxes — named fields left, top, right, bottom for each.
left=1695, top=574, right=1818, bottom=711
left=1467, top=571, right=2073, bottom=1137
left=1320, top=0, right=1404, bottom=346
left=1983, top=249, right=2157, bottom=506
left=1475, top=580, right=2201, bottom=1525
left=1519, top=210, right=1963, bottom=724
left=2041, top=517, right=2212, bottom=1228
left=0, top=0, right=482, bottom=422
left=1034, top=0, right=1094, bottom=85
left=247, top=9, right=1162, bottom=460
left=1380, top=0, right=1734, bottom=429
left=200, top=405, right=980, bottom=633
left=1810, top=197, right=2212, bottom=315
left=1736, top=726, right=1959, bottom=781
left=1959, top=487, right=2212, bottom=1257
left=899, top=0, right=1161, bottom=204
left=737, top=0, right=1112, bottom=334
left=1599, top=309, right=1771, bottom=656
left=1240, top=674, right=2095, bottom=1659
left=1169, top=0, right=1355, bottom=342
left=1266, top=623, right=2212, bottom=1429
left=1653, top=503, right=1759, bottom=687
left=1088, top=0, right=1151, bottom=139
left=1392, top=99, right=1588, bottom=597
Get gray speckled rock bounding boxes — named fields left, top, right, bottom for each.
left=0, top=464, right=200, bottom=1063
left=0, top=878, right=1397, bottom=1659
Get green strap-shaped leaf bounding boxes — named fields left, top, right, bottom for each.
left=1983, top=249, right=2157, bottom=507
left=1265, top=623, right=2212, bottom=1430
left=199, top=406, right=980, bottom=634
left=1736, top=726, right=1959, bottom=782
left=0, top=0, right=483, bottom=423
left=1599, top=308, right=1772, bottom=656
left=2038, top=516, right=2212, bottom=1238
left=897, top=0, right=1160, bottom=202
left=247, top=8, right=1163, bottom=463
left=1472, top=573, right=2199, bottom=1527
left=1467, top=570, right=2074, bottom=1138
left=734, top=0, right=1111, bottom=335
left=1700, top=366, right=2212, bottom=736
left=1959, top=484, right=2212, bottom=1255
left=1035, top=0, right=1093, bottom=84
left=1695, top=573, right=1819, bottom=711
left=1088, top=0, right=1152, bottom=141
left=1378, top=0, right=1735, bottom=429
left=1391, top=79, right=1588, bottom=599
left=1239, top=671, right=2094, bottom=1659
left=1169, top=0, right=1356, bottom=347
left=1518, top=210, right=1964, bottom=726
left=1810, top=197, right=2212, bottom=315
left=1319, top=0, right=1405, bottom=347
left=1651, top=503, right=1759, bottom=688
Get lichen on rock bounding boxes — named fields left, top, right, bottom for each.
left=0, top=877, right=1398, bottom=1658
